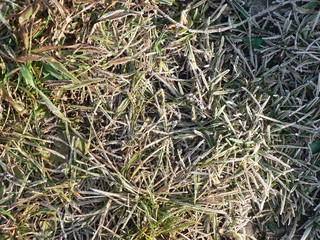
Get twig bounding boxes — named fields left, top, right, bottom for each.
left=154, top=1, right=291, bottom=34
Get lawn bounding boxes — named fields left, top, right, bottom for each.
left=0, top=0, right=319, bottom=239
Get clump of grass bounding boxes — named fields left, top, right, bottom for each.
left=0, top=0, right=319, bottom=239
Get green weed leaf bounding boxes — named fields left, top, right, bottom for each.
left=242, top=37, right=264, bottom=49
left=20, top=64, right=36, bottom=88
left=311, top=140, right=320, bottom=154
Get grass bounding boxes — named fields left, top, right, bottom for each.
left=0, top=0, right=319, bottom=239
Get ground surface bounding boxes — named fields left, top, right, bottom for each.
left=0, top=0, right=319, bottom=239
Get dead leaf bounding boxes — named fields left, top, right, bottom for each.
left=51, top=0, right=70, bottom=19
left=108, top=57, right=134, bottom=65
left=18, top=2, right=41, bottom=24
left=18, top=5, right=33, bottom=24
left=17, top=54, right=55, bottom=62
left=31, top=44, right=82, bottom=53
left=1, top=88, right=25, bottom=114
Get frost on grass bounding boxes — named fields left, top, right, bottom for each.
left=0, top=0, right=319, bottom=239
